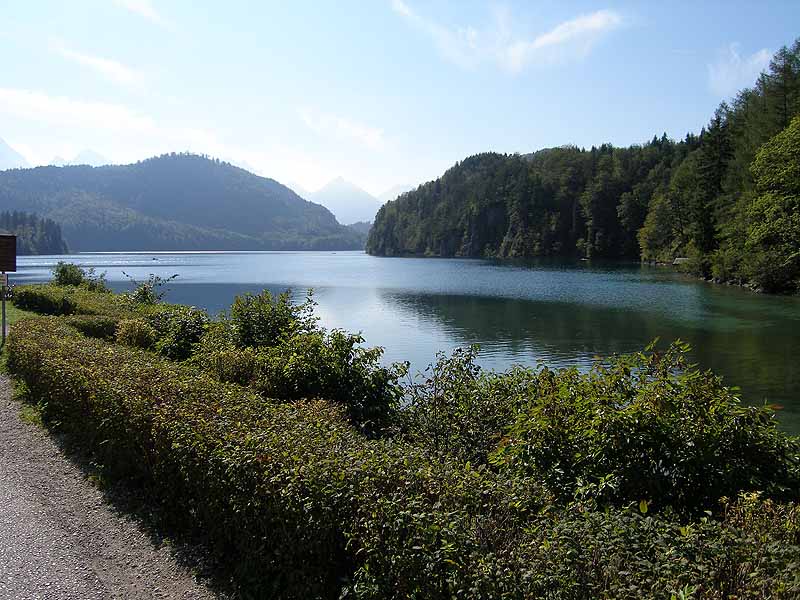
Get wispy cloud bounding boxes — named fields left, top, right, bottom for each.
left=113, top=0, right=168, bottom=28
left=54, top=44, right=144, bottom=88
left=390, top=2, right=623, bottom=72
left=299, top=108, right=385, bottom=150
left=0, top=88, right=155, bottom=133
left=708, top=43, right=771, bottom=97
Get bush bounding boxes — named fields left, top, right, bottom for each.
left=116, top=318, right=158, bottom=350
left=7, top=318, right=800, bottom=598
left=251, top=329, right=407, bottom=435
left=12, top=284, right=129, bottom=318
left=52, top=261, right=86, bottom=286
left=12, top=285, right=77, bottom=315
left=229, top=289, right=316, bottom=348
left=490, top=341, right=800, bottom=514
left=400, top=346, right=535, bottom=464
left=63, top=315, right=119, bottom=340
left=52, top=261, right=110, bottom=292
left=141, top=304, right=209, bottom=361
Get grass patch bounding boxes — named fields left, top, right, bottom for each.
left=18, top=402, right=43, bottom=428
left=4, top=303, right=36, bottom=328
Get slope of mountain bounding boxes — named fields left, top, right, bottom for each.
left=0, top=153, right=363, bottom=252
left=0, top=137, right=29, bottom=171
left=310, top=177, right=382, bottom=225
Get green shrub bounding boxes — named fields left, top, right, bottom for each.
left=400, top=346, right=535, bottom=464
left=52, top=261, right=86, bottom=286
left=116, top=318, right=158, bottom=349
left=123, top=273, right=178, bottom=305
left=12, top=284, right=129, bottom=317
left=12, top=285, right=77, bottom=315
left=490, top=341, right=800, bottom=514
left=250, top=329, right=407, bottom=434
left=52, top=261, right=110, bottom=292
left=229, top=289, right=316, bottom=348
left=141, top=304, right=209, bottom=361
left=7, top=318, right=800, bottom=598
left=63, top=314, right=119, bottom=340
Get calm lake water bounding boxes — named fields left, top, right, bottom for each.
left=14, top=251, right=800, bottom=433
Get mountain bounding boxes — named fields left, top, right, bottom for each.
left=377, top=183, right=415, bottom=203
left=309, top=177, right=382, bottom=225
left=68, top=149, right=109, bottom=167
left=0, top=137, right=29, bottom=171
left=0, top=153, right=363, bottom=252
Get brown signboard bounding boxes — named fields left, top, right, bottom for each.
left=0, top=235, right=16, bottom=272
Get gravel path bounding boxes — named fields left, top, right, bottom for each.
left=0, top=375, right=221, bottom=600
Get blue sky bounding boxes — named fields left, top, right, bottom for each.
left=1, top=1, right=798, bottom=196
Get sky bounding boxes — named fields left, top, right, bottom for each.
left=1, top=1, right=798, bottom=196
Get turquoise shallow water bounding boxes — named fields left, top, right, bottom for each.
left=14, top=251, right=800, bottom=433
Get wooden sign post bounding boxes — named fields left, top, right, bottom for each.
left=0, top=235, right=17, bottom=345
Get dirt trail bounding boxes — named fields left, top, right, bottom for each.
left=0, top=376, right=221, bottom=600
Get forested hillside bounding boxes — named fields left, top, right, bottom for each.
left=367, top=39, right=800, bottom=293
left=0, top=153, right=363, bottom=251
left=0, top=211, right=68, bottom=255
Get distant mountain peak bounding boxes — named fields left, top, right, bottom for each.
left=0, top=137, right=29, bottom=170
left=69, top=149, right=108, bottom=167
left=310, top=177, right=382, bottom=226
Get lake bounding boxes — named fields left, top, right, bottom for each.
left=13, top=251, right=800, bottom=433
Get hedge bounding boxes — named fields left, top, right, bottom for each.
left=8, top=317, right=800, bottom=598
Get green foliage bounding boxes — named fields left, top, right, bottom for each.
left=123, top=272, right=178, bottom=305
left=141, top=304, right=209, bottom=361
left=491, top=341, right=800, bottom=514
left=250, top=328, right=408, bottom=435
left=400, top=346, right=533, bottom=464
left=12, top=284, right=78, bottom=315
left=7, top=317, right=800, bottom=598
left=52, top=261, right=86, bottom=286
left=63, top=314, right=119, bottom=340
left=741, top=115, right=800, bottom=293
left=116, top=318, right=158, bottom=350
left=52, top=261, right=109, bottom=292
left=229, top=289, right=316, bottom=348
left=199, top=289, right=406, bottom=434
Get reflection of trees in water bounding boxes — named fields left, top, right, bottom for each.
left=379, top=290, right=800, bottom=432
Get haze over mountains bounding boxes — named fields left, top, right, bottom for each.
left=0, top=153, right=364, bottom=252
left=0, top=137, right=29, bottom=170
left=288, top=178, right=414, bottom=226
left=50, top=150, right=110, bottom=167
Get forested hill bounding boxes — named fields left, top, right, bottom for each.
left=367, top=39, right=800, bottom=294
left=0, top=211, right=68, bottom=255
left=0, top=153, right=363, bottom=252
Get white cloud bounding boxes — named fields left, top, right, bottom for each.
left=391, top=2, right=623, bottom=72
left=708, top=44, right=771, bottom=97
left=55, top=45, right=144, bottom=88
left=113, top=0, right=168, bottom=28
left=0, top=88, right=156, bottom=133
left=299, top=108, right=385, bottom=150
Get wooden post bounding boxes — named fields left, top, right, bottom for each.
left=0, top=235, right=17, bottom=345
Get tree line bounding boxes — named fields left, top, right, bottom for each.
left=0, top=210, right=68, bottom=255
left=367, top=39, right=800, bottom=293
